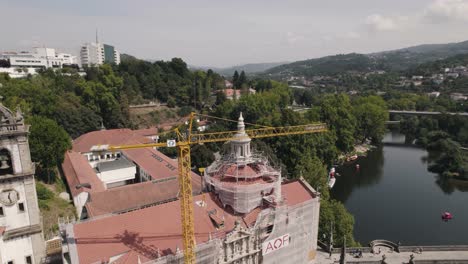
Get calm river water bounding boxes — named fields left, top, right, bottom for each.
left=331, top=132, right=468, bottom=245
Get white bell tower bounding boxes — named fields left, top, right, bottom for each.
left=0, top=104, right=45, bottom=264
left=230, top=113, right=252, bottom=166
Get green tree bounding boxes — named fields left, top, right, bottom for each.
left=28, top=116, right=71, bottom=183
left=232, top=71, right=239, bottom=88
left=320, top=94, right=356, bottom=152
left=295, top=154, right=329, bottom=199
left=190, top=145, right=215, bottom=170
left=319, top=199, right=357, bottom=247
left=353, top=96, right=388, bottom=143
left=238, top=70, right=247, bottom=89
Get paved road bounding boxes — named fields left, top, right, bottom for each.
left=316, top=246, right=468, bottom=263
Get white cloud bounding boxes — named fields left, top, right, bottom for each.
left=365, top=14, right=398, bottom=32
left=344, top=31, right=360, bottom=39
left=424, top=0, right=468, bottom=22
left=286, top=32, right=305, bottom=45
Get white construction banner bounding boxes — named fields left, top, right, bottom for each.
left=166, top=139, right=176, bottom=147
left=262, top=234, right=290, bottom=255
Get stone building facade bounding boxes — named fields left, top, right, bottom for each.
left=0, top=105, right=45, bottom=264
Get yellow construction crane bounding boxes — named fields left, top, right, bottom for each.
left=103, top=112, right=327, bottom=264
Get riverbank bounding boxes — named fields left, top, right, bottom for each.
left=337, top=143, right=375, bottom=164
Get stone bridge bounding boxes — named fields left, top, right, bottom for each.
left=388, top=110, right=468, bottom=117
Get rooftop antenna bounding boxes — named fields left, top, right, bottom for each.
left=96, top=28, right=99, bottom=43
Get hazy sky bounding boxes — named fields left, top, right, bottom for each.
left=1, top=0, right=468, bottom=67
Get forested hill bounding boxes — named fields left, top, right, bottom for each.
left=406, top=53, right=468, bottom=76
left=190, top=62, right=286, bottom=76
left=264, top=40, right=468, bottom=78
left=380, top=40, right=468, bottom=56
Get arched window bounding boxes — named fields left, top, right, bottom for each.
left=0, top=149, right=13, bottom=175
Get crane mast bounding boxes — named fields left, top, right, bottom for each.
left=103, top=112, right=327, bottom=264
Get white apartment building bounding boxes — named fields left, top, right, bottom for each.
left=80, top=42, right=120, bottom=67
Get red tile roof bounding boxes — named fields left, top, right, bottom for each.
left=282, top=180, right=317, bottom=206
left=70, top=180, right=317, bottom=263
left=73, top=192, right=241, bottom=263
left=224, top=164, right=259, bottom=178
left=85, top=176, right=203, bottom=218
left=132, top=127, right=159, bottom=137
left=223, top=89, right=241, bottom=97
left=122, top=148, right=187, bottom=181
left=72, top=129, right=152, bottom=153
left=62, top=151, right=105, bottom=197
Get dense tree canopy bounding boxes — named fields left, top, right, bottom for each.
left=352, top=96, right=388, bottom=143
left=28, top=116, right=71, bottom=182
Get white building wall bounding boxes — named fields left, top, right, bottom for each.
left=0, top=183, right=31, bottom=230
left=8, top=56, right=47, bottom=68
left=96, top=167, right=136, bottom=186
left=73, top=192, right=89, bottom=219
left=0, top=235, right=35, bottom=264
left=33, top=47, right=56, bottom=58
left=85, top=151, right=121, bottom=168
left=2, top=48, right=76, bottom=69
left=0, top=68, right=40, bottom=78
left=80, top=43, right=104, bottom=67
left=114, top=49, right=121, bottom=65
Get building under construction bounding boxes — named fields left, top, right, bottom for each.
left=60, top=115, right=321, bottom=263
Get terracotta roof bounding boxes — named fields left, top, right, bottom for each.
left=85, top=175, right=203, bottom=218
left=224, top=164, right=259, bottom=178
left=70, top=180, right=317, bottom=263
left=242, top=207, right=262, bottom=227
left=0, top=226, right=5, bottom=235
left=281, top=180, right=317, bottom=206
left=73, top=192, right=242, bottom=263
left=122, top=148, right=191, bottom=181
left=132, top=127, right=158, bottom=137
left=62, top=151, right=105, bottom=197
left=223, top=89, right=241, bottom=97
left=72, top=129, right=152, bottom=153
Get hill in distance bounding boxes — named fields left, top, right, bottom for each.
left=190, top=62, right=288, bottom=76
left=265, top=40, right=468, bottom=78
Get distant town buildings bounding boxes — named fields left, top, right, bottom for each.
left=0, top=47, right=78, bottom=69
left=450, top=93, right=468, bottom=101
left=0, top=47, right=78, bottom=77
left=0, top=37, right=121, bottom=78
left=80, top=42, right=120, bottom=67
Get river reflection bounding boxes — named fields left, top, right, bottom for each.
left=330, top=132, right=468, bottom=245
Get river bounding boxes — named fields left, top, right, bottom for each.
left=331, top=132, right=468, bottom=246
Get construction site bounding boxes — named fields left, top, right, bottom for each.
left=58, top=114, right=324, bottom=263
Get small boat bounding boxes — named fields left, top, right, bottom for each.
left=328, top=177, right=336, bottom=188
left=442, top=212, right=453, bottom=221
left=328, top=167, right=336, bottom=188
left=347, top=155, right=358, bottom=162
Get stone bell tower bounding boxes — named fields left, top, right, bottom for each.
left=0, top=104, right=45, bottom=264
